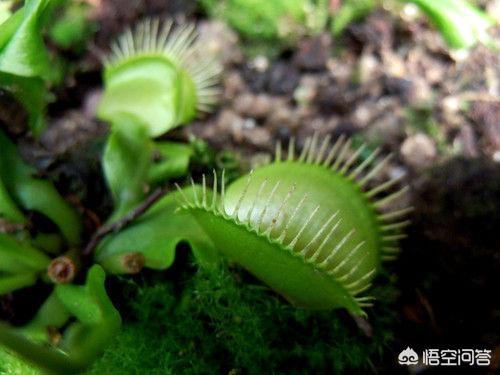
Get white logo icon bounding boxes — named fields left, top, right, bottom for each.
left=398, top=347, right=419, bottom=365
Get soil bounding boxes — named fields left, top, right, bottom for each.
left=0, top=0, right=499, bottom=373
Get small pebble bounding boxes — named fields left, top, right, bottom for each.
left=400, top=134, right=437, bottom=169
left=233, top=93, right=275, bottom=119
left=251, top=56, right=269, bottom=72
left=224, top=71, right=246, bottom=100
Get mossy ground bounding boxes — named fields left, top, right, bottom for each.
left=88, top=257, right=397, bottom=374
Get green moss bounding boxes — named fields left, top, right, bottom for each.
left=88, top=261, right=396, bottom=374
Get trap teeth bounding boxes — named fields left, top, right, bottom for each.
left=179, top=134, right=410, bottom=315
left=102, top=18, right=221, bottom=130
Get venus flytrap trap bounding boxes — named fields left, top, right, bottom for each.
left=98, top=18, right=221, bottom=136
left=176, top=134, right=410, bottom=316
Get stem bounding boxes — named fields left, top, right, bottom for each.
left=0, top=273, right=36, bottom=295
left=83, top=186, right=169, bottom=256
left=47, top=255, right=77, bottom=284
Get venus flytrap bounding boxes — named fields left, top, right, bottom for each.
left=99, top=133, right=410, bottom=316
left=0, top=11, right=414, bottom=372
left=98, top=18, right=220, bottom=223
left=177, top=134, right=410, bottom=316
left=97, top=18, right=220, bottom=136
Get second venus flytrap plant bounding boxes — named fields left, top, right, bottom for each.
left=96, top=18, right=221, bottom=223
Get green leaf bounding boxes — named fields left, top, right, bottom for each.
left=0, top=345, right=38, bottom=375
left=55, top=265, right=122, bottom=368
left=0, top=130, right=82, bottom=245
left=23, top=291, right=70, bottom=341
left=0, top=273, right=37, bottom=295
left=0, top=266, right=121, bottom=374
left=96, top=186, right=220, bottom=271
left=0, top=0, right=53, bottom=78
left=0, top=0, right=64, bottom=134
left=0, top=322, right=80, bottom=374
left=0, top=71, right=49, bottom=135
left=0, top=233, right=51, bottom=274
left=49, top=1, right=96, bottom=51
left=103, top=116, right=153, bottom=223
left=0, top=173, right=25, bottom=224
left=409, top=0, right=494, bottom=49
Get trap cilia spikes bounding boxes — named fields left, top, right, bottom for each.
left=177, top=134, right=411, bottom=316
left=98, top=18, right=221, bottom=136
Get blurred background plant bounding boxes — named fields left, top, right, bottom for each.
left=201, top=0, right=496, bottom=55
